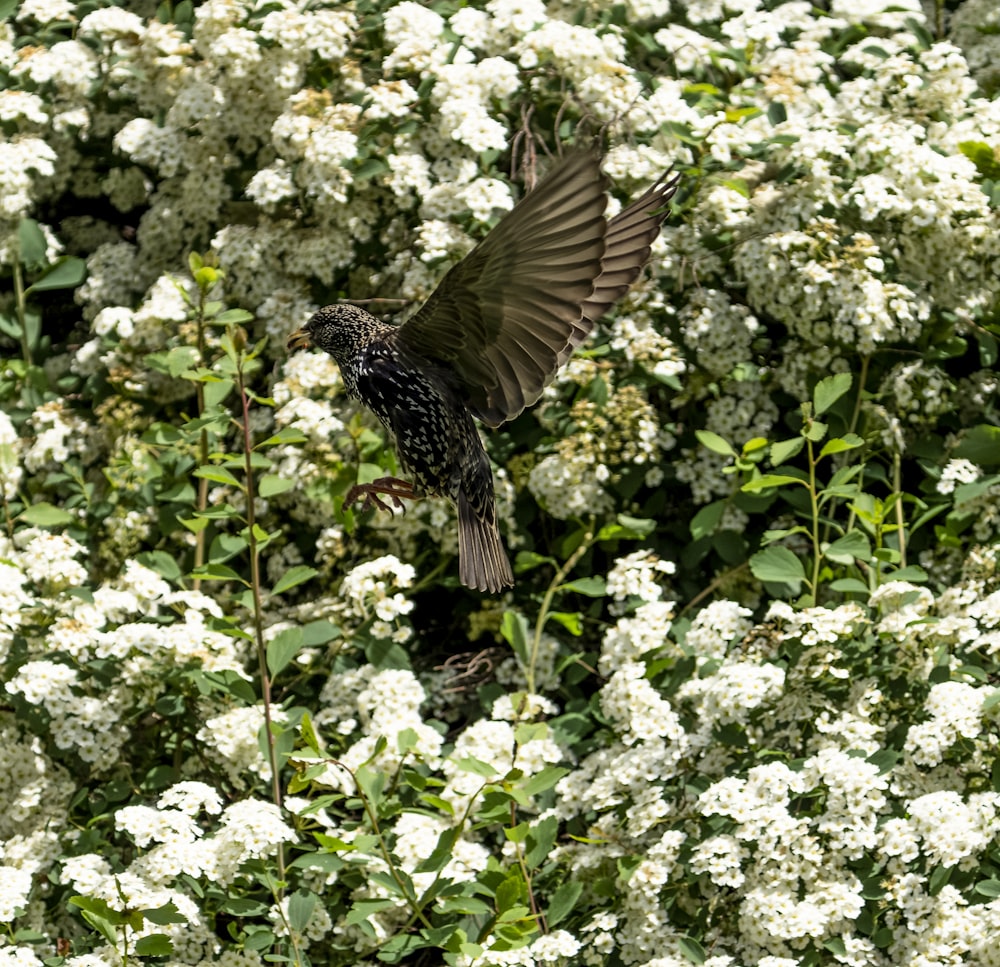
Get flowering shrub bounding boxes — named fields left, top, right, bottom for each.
left=2, top=0, right=1000, bottom=965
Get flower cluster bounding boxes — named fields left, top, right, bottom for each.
left=2, top=0, right=1000, bottom=964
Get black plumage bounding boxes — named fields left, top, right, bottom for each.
left=287, top=149, right=678, bottom=592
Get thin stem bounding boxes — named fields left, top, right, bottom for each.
left=236, top=367, right=285, bottom=880
left=192, top=290, right=210, bottom=590
left=806, top=435, right=821, bottom=602
left=510, top=800, right=545, bottom=934
left=527, top=520, right=595, bottom=694
left=350, top=765, right=434, bottom=930
left=13, top=260, right=31, bottom=366
left=893, top=449, right=906, bottom=569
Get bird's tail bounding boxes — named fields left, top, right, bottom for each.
left=458, top=491, right=514, bottom=593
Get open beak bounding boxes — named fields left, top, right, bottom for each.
left=287, top=328, right=312, bottom=351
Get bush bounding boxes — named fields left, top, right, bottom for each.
left=1, top=1, right=999, bottom=965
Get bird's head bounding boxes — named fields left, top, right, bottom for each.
left=287, top=303, right=388, bottom=364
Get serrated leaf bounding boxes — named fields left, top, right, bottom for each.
left=272, top=564, right=318, bottom=595
left=143, top=901, right=187, bottom=925
left=819, top=433, right=865, bottom=458
left=813, top=372, right=853, bottom=415
left=824, top=530, right=872, bottom=564
left=749, top=545, right=806, bottom=586
left=770, top=437, right=804, bottom=465
left=134, top=934, right=173, bottom=957
left=696, top=429, right=736, bottom=457
left=19, top=502, right=73, bottom=527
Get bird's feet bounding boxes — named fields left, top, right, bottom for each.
left=345, top=476, right=418, bottom=514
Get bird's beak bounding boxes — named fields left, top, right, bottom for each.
left=287, top=328, right=312, bottom=351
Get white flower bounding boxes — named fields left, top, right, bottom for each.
left=0, top=865, right=33, bottom=922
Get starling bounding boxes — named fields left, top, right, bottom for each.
left=287, top=148, right=678, bottom=593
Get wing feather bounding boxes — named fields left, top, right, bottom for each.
left=396, top=152, right=679, bottom=427
left=397, top=150, right=609, bottom=426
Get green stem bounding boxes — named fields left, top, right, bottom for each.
left=527, top=520, right=595, bottom=694
left=350, top=765, right=434, bottom=930
left=13, top=260, right=31, bottom=366
left=806, top=436, right=821, bottom=602
left=192, top=290, right=210, bottom=590
left=893, top=450, right=906, bottom=571
left=510, top=800, right=545, bottom=934
left=236, top=366, right=285, bottom=875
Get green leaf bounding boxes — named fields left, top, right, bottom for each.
left=455, top=756, right=497, bottom=779
left=272, top=564, right=318, bottom=595
left=287, top=890, right=318, bottom=934
left=546, top=880, right=582, bottom=927
left=813, top=372, right=852, bottom=415
left=414, top=827, right=460, bottom=874
left=955, top=424, right=1000, bottom=468
left=134, top=934, right=174, bottom=957
left=560, top=576, right=606, bottom=597
left=975, top=878, right=1000, bottom=898
left=259, top=474, right=296, bottom=498
left=824, top=530, right=872, bottom=564
left=819, top=433, right=865, bottom=458
left=256, top=427, right=309, bottom=448
left=500, top=611, right=531, bottom=666
left=960, top=140, right=1000, bottom=180
left=679, top=936, right=706, bottom=964
left=524, top=816, right=558, bottom=869
left=689, top=500, right=725, bottom=540
left=741, top=473, right=805, bottom=492
left=301, top=620, right=341, bottom=646
left=188, top=563, right=247, bottom=584
left=215, top=308, right=255, bottom=325
left=749, top=545, right=806, bottom=586
left=521, top=766, right=570, bottom=798
left=19, top=502, right=74, bottom=527
left=547, top=611, right=583, bottom=636
left=193, top=465, right=241, bottom=487
left=18, top=218, right=48, bottom=266
left=696, top=430, right=736, bottom=457
left=267, top=627, right=304, bottom=678
left=68, top=897, right=120, bottom=945
left=26, top=256, right=87, bottom=293
left=143, top=901, right=187, bottom=925
left=770, top=437, right=804, bottom=465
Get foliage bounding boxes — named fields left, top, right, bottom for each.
left=0, top=1, right=999, bottom=966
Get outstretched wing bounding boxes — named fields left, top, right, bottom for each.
left=396, top=150, right=610, bottom=428
left=557, top=170, right=680, bottom=370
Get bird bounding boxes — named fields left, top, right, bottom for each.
left=287, top=147, right=679, bottom=593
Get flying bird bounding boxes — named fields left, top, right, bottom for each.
left=287, top=148, right=678, bottom=593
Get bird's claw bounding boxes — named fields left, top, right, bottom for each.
left=345, top=477, right=417, bottom=515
